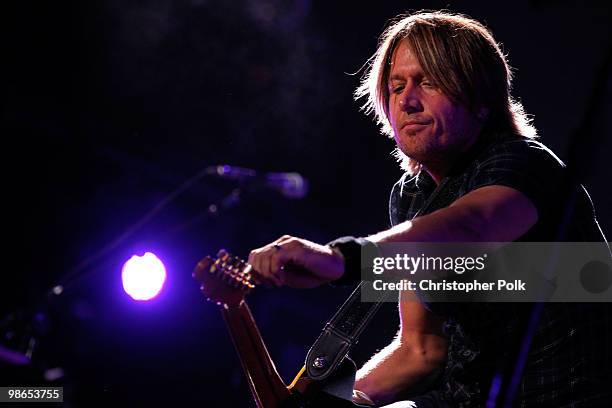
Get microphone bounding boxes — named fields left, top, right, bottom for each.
left=206, top=165, right=308, bottom=199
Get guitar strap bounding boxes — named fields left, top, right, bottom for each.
left=305, top=173, right=467, bottom=385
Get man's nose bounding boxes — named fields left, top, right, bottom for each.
left=399, top=86, right=422, bottom=113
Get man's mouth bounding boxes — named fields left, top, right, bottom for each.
left=401, top=121, right=429, bottom=130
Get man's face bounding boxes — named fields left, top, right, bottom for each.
left=387, top=40, right=483, bottom=175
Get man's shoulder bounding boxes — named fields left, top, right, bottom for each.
left=479, top=134, right=565, bottom=170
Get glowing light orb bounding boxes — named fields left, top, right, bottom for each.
left=121, top=252, right=167, bottom=301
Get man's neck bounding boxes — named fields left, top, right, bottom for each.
left=422, top=132, right=489, bottom=185
left=422, top=153, right=461, bottom=185
left=422, top=164, right=449, bottom=185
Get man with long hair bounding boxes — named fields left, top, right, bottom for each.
left=249, top=11, right=610, bottom=407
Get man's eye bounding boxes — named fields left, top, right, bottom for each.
left=391, top=86, right=404, bottom=94
left=421, top=80, right=435, bottom=88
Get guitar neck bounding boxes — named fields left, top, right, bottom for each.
left=221, top=300, right=291, bottom=408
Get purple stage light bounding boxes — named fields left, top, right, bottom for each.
left=121, top=252, right=167, bottom=301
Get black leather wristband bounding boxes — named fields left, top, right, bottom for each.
left=327, top=236, right=377, bottom=287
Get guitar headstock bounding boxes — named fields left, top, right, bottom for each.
left=193, top=249, right=257, bottom=308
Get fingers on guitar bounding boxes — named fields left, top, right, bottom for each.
left=248, top=235, right=307, bottom=287
left=248, top=248, right=282, bottom=287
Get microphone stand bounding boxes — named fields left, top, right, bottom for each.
left=0, top=166, right=248, bottom=369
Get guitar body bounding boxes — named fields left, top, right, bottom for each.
left=283, top=358, right=372, bottom=408
left=282, top=390, right=366, bottom=408
left=193, top=250, right=371, bottom=408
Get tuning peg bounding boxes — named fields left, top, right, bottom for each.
left=217, top=249, right=230, bottom=260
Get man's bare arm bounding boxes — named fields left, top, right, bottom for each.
left=353, top=186, right=538, bottom=404
left=369, top=185, right=538, bottom=244
left=250, top=186, right=538, bottom=288
left=354, top=299, right=447, bottom=405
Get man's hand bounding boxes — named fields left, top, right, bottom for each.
left=352, top=389, right=376, bottom=406
left=248, top=235, right=345, bottom=288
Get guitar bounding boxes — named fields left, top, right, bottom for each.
left=193, top=250, right=371, bottom=408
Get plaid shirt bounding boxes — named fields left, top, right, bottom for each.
left=388, top=133, right=612, bottom=407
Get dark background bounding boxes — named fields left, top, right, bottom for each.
left=3, top=0, right=611, bottom=406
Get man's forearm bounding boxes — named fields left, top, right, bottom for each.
left=368, top=186, right=538, bottom=244
left=369, top=205, right=485, bottom=244
left=354, top=336, right=444, bottom=405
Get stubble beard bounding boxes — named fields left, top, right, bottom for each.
left=396, top=128, right=443, bottom=166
